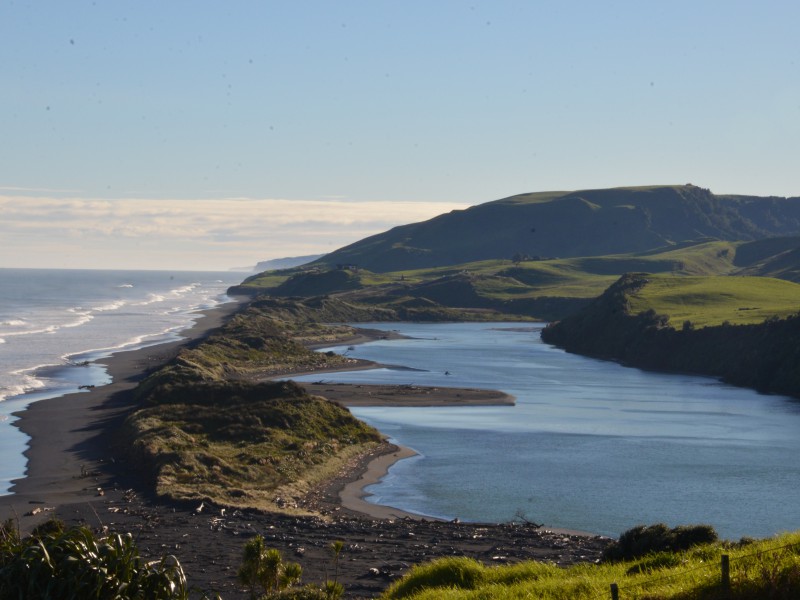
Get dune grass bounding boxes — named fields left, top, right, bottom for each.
left=626, top=274, right=800, bottom=328
left=124, top=383, right=382, bottom=512
left=122, top=297, right=388, bottom=514
left=382, top=532, right=800, bottom=600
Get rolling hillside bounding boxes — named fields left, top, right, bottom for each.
left=313, top=185, right=800, bottom=273
left=232, top=237, right=800, bottom=321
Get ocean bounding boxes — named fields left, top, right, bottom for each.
left=292, top=322, right=800, bottom=539
left=0, top=268, right=244, bottom=494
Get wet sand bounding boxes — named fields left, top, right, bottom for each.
left=300, top=382, right=514, bottom=408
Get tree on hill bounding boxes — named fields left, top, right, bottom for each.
left=512, top=252, right=532, bottom=265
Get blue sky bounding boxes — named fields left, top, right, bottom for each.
left=2, top=1, right=799, bottom=269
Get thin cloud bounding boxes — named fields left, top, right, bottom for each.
left=0, top=195, right=470, bottom=270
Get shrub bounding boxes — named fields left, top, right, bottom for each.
left=0, top=521, right=187, bottom=599
left=237, top=536, right=344, bottom=600
left=238, top=535, right=303, bottom=599
left=602, top=523, right=718, bottom=562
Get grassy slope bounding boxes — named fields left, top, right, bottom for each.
left=235, top=236, right=800, bottom=310
left=627, top=274, right=800, bottom=328
left=232, top=240, right=749, bottom=322
left=311, top=185, right=800, bottom=273
left=382, top=532, right=800, bottom=600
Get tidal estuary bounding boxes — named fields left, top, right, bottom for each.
left=294, top=322, right=800, bottom=539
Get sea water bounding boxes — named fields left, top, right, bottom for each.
left=293, top=322, right=800, bottom=539
left=0, top=268, right=244, bottom=494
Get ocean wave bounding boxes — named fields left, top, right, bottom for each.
left=1, top=306, right=98, bottom=338
left=11, top=363, right=58, bottom=377
left=0, top=319, right=26, bottom=327
left=62, top=312, right=94, bottom=329
left=170, top=283, right=199, bottom=296
left=2, top=323, right=59, bottom=338
left=0, top=338, right=5, bottom=344
left=1, top=370, right=47, bottom=403
left=93, top=300, right=127, bottom=312
left=63, top=324, right=184, bottom=360
left=135, top=293, right=166, bottom=306
left=117, top=284, right=134, bottom=288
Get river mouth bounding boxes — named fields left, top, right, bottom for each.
left=293, top=321, right=800, bottom=539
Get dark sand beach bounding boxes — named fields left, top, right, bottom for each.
left=0, top=305, right=610, bottom=598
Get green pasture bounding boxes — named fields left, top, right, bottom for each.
left=388, top=240, right=739, bottom=302
left=233, top=240, right=800, bottom=326
left=627, top=275, right=800, bottom=328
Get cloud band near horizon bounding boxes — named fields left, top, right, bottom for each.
left=0, top=196, right=470, bottom=271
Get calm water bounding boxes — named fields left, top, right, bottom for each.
left=293, top=322, right=800, bottom=539
left=0, top=268, right=244, bottom=494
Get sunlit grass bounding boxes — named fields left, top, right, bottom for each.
left=234, top=241, right=752, bottom=313
left=388, top=241, right=739, bottom=302
left=627, top=275, right=800, bottom=327
left=383, top=532, right=800, bottom=600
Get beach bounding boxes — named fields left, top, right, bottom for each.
left=1, top=299, right=247, bottom=516
left=0, top=305, right=609, bottom=598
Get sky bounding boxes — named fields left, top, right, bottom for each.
left=2, top=1, right=799, bottom=270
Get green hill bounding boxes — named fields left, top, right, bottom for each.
left=313, top=185, right=800, bottom=273
left=230, top=185, right=800, bottom=324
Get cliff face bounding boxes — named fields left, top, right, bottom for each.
left=541, top=274, right=800, bottom=398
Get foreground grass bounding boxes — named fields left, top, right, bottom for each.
left=1, top=519, right=188, bottom=599
left=626, top=274, right=800, bottom=328
left=383, top=532, right=800, bottom=600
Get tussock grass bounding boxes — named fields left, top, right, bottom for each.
left=122, top=297, right=387, bottom=514
left=382, top=532, right=800, bottom=600
left=124, top=383, right=382, bottom=512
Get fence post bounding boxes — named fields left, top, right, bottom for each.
left=610, top=582, right=619, bottom=600
left=721, top=554, right=730, bottom=592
